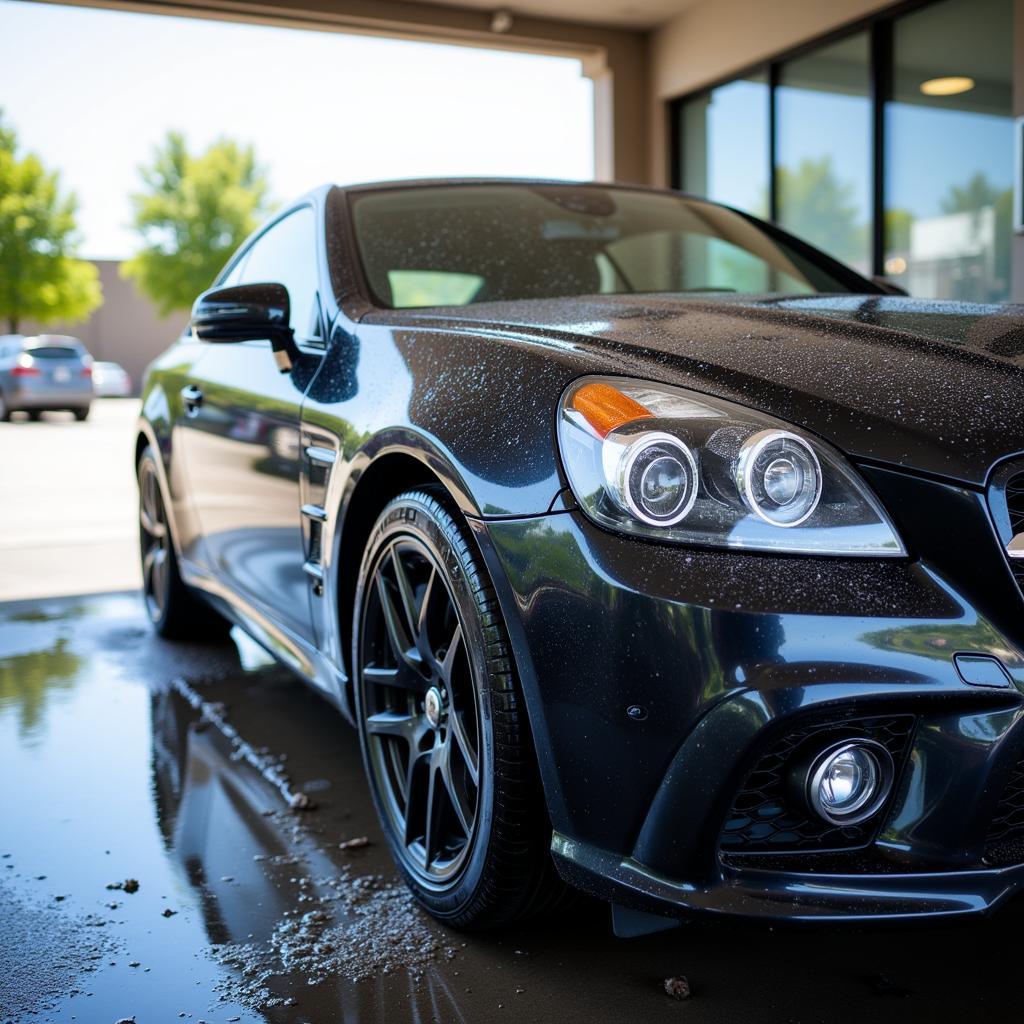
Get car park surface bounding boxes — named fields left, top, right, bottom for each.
left=5, top=589, right=1024, bottom=1024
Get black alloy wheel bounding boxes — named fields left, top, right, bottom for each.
left=139, top=453, right=172, bottom=625
left=354, top=489, right=564, bottom=928
left=137, top=445, right=227, bottom=640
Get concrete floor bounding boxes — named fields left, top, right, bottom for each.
left=0, top=400, right=142, bottom=602
left=3, top=400, right=1024, bottom=1023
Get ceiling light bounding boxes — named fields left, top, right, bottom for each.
left=920, top=76, right=975, bottom=96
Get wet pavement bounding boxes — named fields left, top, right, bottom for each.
left=4, top=591, right=1024, bottom=1024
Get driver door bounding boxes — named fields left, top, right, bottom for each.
left=177, top=206, right=325, bottom=645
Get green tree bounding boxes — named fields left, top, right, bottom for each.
left=0, top=113, right=102, bottom=334
left=774, top=156, right=867, bottom=267
left=123, top=132, right=270, bottom=315
left=940, top=171, right=1012, bottom=301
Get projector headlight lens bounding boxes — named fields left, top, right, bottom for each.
left=807, top=741, right=894, bottom=825
left=737, top=430, right=822, bottom=527
left=610, top=432, right=698, bottom=526
left=557, top=376, right=905, bottom=556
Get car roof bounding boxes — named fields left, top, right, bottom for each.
left=329, top=177, right=694, bottom=201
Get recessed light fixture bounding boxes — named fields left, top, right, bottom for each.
left=920, top=76, right=975, bottom=96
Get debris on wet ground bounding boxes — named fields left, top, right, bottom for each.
left=171, top=676, right=314, bottom=811
left=212, top=866, right=456, bottom=1009
left=106, top=878, right=139, bottom=893
left=0, top=880, right=117, bottom=1019
left=664, top=975, right=692, bottom=1000
left=162, top=908, right=177, bottom=917
left=338, top=836, right=370, bottom=851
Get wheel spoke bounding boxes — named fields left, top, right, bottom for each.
left=390, top=544, right=420, bottom=639
left=142, top=546, right=156, bottom=594
left=417, top=566, right=437, bottom=634
left=422, top=757, right=439, bottom=869
left=449, top=708, right=479, bottom=787
left=365, top=709, right=418, bottom=741
left=375, top=572, right=417, bottom=669
left=362, top=664, right=399, bottom=684
left=139, top=469, right=167, bottom=538
left=439, top=624, right=463, bottom=686
left=139, top=504, right=165, bottom=538
left=401, top=748, right=430, bottom=842
left=440, top=741, right=474, bottom=836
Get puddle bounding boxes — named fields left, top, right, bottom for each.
left=4, top=591, right=1024, bottom=1024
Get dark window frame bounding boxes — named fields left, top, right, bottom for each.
left=669, top=0, right=947, bottom=279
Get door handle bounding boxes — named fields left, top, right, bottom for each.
left=181, top=384, right=203, bottom=416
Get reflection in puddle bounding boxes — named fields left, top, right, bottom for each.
left=152, top=674, right=459, bottom=1018
left=0, top=637, right=82, bottom=738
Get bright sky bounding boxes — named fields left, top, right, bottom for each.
left=0, top=0, right=594, bottom=259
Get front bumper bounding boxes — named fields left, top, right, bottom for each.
left=475, top=468, right=1024, bottom=922
left=5, top=382, right=93, bottom=409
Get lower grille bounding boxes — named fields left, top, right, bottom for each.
left=984, top=756, right=1024, bottom=866
left=720, top=714, right=916, bottom=854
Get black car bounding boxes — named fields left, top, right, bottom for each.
left=137, top=180, right=1024, bottom=933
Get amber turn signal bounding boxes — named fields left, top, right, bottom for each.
left=571, top=382, right=652, bottom=438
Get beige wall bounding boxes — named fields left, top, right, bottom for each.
left=20, top=261, right=183, bottom=391
left=647, top=0, right=895, bottom=186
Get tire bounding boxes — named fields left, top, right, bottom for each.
left=0, top=394, right=9, bottom=422
left=353, top=488, right=565, bottom=929
left=27, top=410, right=42, bottom=422
left=73, top=406, right=90, bottom=422
left=137, top=445, right=229, bottom=641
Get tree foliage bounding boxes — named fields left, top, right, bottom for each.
left=122, top=132, right=270, bottom=315
left=0, top=112, right=102, bottom=334
left=774, top=156, right=867, bottom=266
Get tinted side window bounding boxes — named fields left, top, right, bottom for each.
left=238, top=206, right=322, bottom=343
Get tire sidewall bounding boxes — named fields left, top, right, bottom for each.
left=353, top=492, right=497, bottom=919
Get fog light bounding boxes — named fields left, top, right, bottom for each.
left=807, top=740, right=893, bottom=826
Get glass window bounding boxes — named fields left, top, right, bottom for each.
left=885, top=0, right=1014, bottom=302
left=679, top=74, right=769, bottom=216
left=776, top=33, right=872, bottom=274
left=239, top=206, right=322, bottom=340
left=387, top=270, right=484, bottom=308
left=350, top=184, right=862, bottom=308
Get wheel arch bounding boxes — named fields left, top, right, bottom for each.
left=334, top=449, right=447, bottom=712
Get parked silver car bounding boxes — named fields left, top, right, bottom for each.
left=0, top=335, right=94, bottom=421
left=92, top=361, right=132, bottom=397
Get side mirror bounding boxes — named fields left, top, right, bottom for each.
left=191, top=282, right=297, bottom=372
left=870, top=275, right=909, bottom=297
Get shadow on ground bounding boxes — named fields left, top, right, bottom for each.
left=2, top=591, right=1022, bottom=1024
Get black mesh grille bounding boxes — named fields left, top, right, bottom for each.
left=720, top=714, right=916, bottom=854
left=984, top=756, right=1024, bottom=866
left=1005, top=472, right=1024, bottom=593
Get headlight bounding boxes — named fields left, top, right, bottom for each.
left=558, top=377, right=905, bottom=556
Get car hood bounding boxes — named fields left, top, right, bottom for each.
left=404, top=293, right=1024, bottom=487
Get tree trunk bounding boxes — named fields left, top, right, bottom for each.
left=7, top=316, right=17, bottom=334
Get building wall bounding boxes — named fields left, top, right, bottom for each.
left=19, top=261, right=183, bottom=392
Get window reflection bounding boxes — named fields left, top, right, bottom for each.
left=776, top=33, right=872, bottom=275
left=885, top=0, right=1013, bottom=302
left=680, top=74, right=769, bottom=216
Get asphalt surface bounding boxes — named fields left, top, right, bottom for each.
left=0, top=400, right=142, bottom=602
left=4, top=591, right=1024, bottom=1024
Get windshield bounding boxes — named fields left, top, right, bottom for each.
left=349, top=184, right=864, bottom=310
